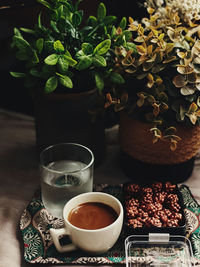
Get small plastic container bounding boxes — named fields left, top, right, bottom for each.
left=125, top=234, right=194, bottom=267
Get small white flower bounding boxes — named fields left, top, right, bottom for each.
left=145, top=0, right=200, bottom=22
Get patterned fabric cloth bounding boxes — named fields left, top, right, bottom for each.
left=179, top=185, right=200, bottom=264
left=20, top=184, right=200, bottom=265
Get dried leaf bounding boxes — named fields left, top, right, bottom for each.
left=187, top=72, right=197, bottom=83
left=152, top=102, right=160, bottom=116
left=177, top=51, right=186, bottom=59
left=163, top=56, right=176, bottom=63
left=129, top=17, right=134, bottom=24
left=197, top=96, right=200, bottom=107
left=177, top=66, right=194, bottom=74
left=146, top=54, right=157, bottom=63
left=187, top=113, right=197, bottom=124
left=147, top=7, right=155, bottom=14
left=170, top=139, right=177, bottom=151
left=189, top=20, right=199, bottom=27
left=172, top=75, right=187, bottom=88
left=147, top=73, right=154, bottom=88
left=137, top=45, right=147, bottom=55
left=180, top=105, right=185, bottom=120
left=188, top=102, right=198, bottom=113
left=151, top=38, right=158, bottom=43
left=151, top=28, right=159, bottom=36
left=155, top=77, right=163, bottom=85
left=196, top=83, right=200, bottom=90
left=158, top=33, right=164, bottom=40
left=174, top=13, right=180, bottom=24
left=165, top=43, right=174, bottom=53
left=106, top=93, right=112, bottom=103
left=137, top=93, right=145, bottom=107
left=147, top=45, right=153, bottom=55
left=134, top=36, right=145, bottom=42
left=180, top=85, right=195, bottom=95
left=143, top=61, right=154, bottom=71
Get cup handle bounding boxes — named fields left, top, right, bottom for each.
left=50, top=228, right=77, bottom=253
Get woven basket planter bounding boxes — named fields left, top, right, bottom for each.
left=119, top=112, right=200, bottom=182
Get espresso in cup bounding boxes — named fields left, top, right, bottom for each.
left=68, top=202, right=118, bottom=230
left=50, top=192, right=123, bottom=254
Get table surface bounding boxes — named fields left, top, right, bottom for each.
left=0, top=108, right=200, bottom=267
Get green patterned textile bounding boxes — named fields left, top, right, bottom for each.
left=20, top=184, right=200, bottom=265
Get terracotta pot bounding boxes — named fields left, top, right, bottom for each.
left=119, top=112, right=200, bottom=182
left=34, top=89, right=105, bottom=166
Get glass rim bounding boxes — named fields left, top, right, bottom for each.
left=39, top=142, right=94, bottom=174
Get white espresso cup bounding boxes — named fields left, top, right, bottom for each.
left=50, top=192, right=123, bottom=254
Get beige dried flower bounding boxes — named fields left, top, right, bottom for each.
left=146, top=0, right=200, bottom=23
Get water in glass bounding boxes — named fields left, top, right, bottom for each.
left=41, top=160, right=93, bottom=218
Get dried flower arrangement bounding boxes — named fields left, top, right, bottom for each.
left=106, top=0, right=200, bottom=151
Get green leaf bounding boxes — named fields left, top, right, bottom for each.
left=54, top=40, right=65, bottom=52
left=51, top=21, right=60, bottom=33
left=44, top=41, right=54, bottom=53
left=76, top=56, right=92, bottom=70
left=38, top=12, right=42, bottom=28
left=110, top=72, right=125, bottom=84
left=76, top=50, right=85, bottom=58
left=30, top=68, right=41, bottom=77
left=65, top=49, right=74, bottom=58
left=14, top=28, right=23, bottom=37
left=87, top=15, right=97, bottom=26
left=126, top=42, right=137, bottom=53
left=59, top=75, right=73, bottom=88
left=119, top=17, right=127, bottom=30
left=16, top=50, right=29, bottom=60
left=94, top=39, right=111, bottom=55
left=13, top=36, right=32, bottom=53
left=63, top=54, right=77, bottom=66
left=104, top=16, right=117, bottom=25
left=36, top=38, right=44, bottom=54
left=10, top=71, right=26, bottom=78
left=95, top=73, right=104, bottom=90
left=123, top=30, right=132, bottom=41
left=58, top=56, right=69, bottom=73
left=20, top=27, right=35, bottom=34
left=114, top=35, right=125, bottom=46
left=32, top=50, right=39, bottom=63
left=44, top=54, right=59, bottom=65
left=45, top=76, right=58, bottom=93
left=111, top=26, right=116, bottom=38
left=97, top=2, right=106, bottom=21
left=41, top=65, right=55, bottom=79
left=93, top=54, right=106, bottom=67
left=82, top=43, right=93, bottom=55
left=72, top=11, right=82, bottom=27
left=37, top=0, right=52, bottom=9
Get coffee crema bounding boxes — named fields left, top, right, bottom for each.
left=68, top=202, right=118, bottom=230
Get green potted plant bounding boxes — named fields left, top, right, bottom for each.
left=106, top=0, right=200, bottom=180
left=10, top=0, right=130, bottom=165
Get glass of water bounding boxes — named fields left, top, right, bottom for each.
left=39, top=143, right=94, bottom=218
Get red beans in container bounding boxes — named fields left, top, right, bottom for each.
left=124, top=181, right=186, bottom=235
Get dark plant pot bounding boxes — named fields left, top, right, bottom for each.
left=120, top=150, right=195, bottom=183
left=119, top=112, right=200, bottom=183
left=34, top=89, right=105, bottom=167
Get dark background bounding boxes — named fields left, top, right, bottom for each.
left=0, top=0, right=145, bottom=116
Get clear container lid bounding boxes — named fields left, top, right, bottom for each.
left=125, top=233, right=194, bottom=267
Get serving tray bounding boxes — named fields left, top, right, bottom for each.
left=19, top=184, right=200, bottom=264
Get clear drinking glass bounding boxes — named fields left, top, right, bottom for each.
left=39, top=143, right=94, bottom=218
